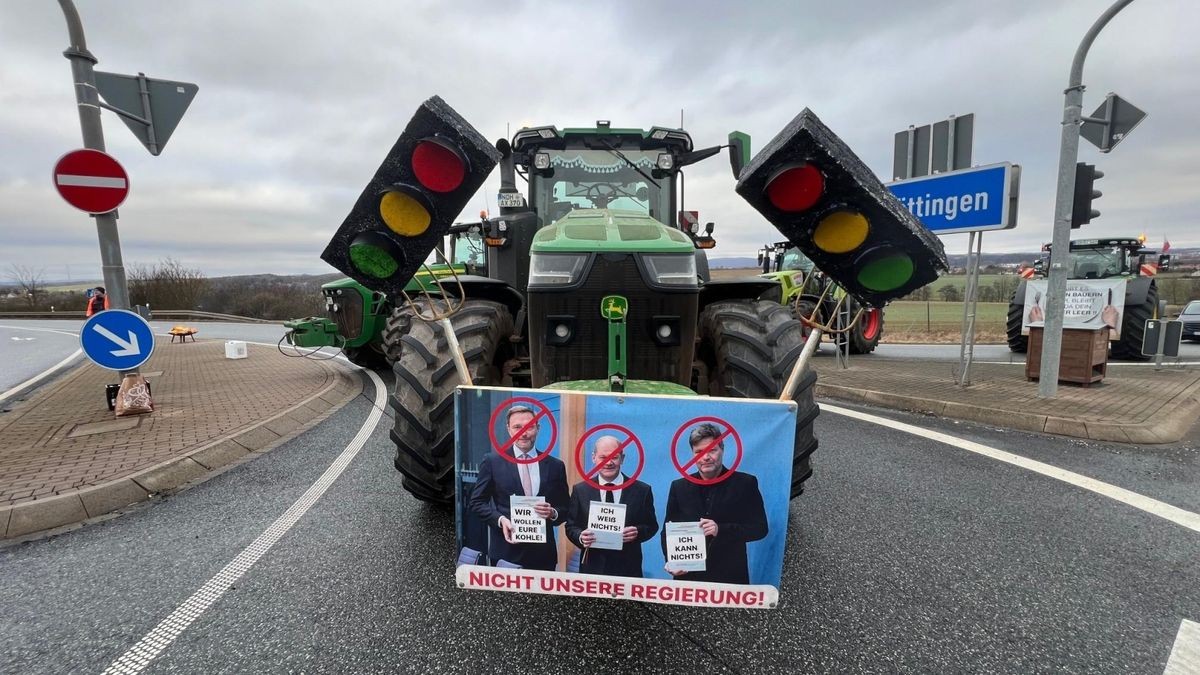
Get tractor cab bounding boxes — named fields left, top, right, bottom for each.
left=1049, top=238, right=1170, bottom=279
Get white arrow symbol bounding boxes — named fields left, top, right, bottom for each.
left=93, top=324, right=141, bottom=357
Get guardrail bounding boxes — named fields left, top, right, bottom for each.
left=0, top=310, right=275, bottom=324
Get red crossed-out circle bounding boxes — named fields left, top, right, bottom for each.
left=488, top=396, right=559, bottom=465
left=53, top=149, right=130, bottom=214
left=573, top=423, right=646, bottom=492
left=670, top=416, right=743, bottom=486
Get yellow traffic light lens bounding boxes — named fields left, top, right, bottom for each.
left=379, top=189, right=432, bottom=236
left=813, top=211, right=869, bottom=253
left=349, top=231, right=405, bottom=279
left=856, top=249, right=914, bottom=292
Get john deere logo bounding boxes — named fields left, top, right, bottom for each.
left=601, top=295, right=628, bottom=320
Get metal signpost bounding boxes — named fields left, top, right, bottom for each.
left=1039, top=0, right=1138, bottom=398
left=57, top=0, right=196, bottom=379
left=890, top=116, right=1020, bottom=386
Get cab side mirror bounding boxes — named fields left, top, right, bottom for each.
left=728, top=131, right=750, bottom=179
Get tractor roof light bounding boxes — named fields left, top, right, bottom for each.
left=657, top=153, right=674, bottom=170
left=534, top=152, right=551, bottom=170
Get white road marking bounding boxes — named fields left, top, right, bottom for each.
left=56, top=174, right=127, bottom=189
left=0, top=349, right=84, bottom=402
left=103, top=366, right=384, bottom=675
left=1164, top=619, right=1200, bottom=675
left=822, top=403, right=1200, bottom=535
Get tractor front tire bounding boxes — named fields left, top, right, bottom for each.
left=1006, top=296, right=1028, bottom=353
left=390, top=299, right=514, bottom=505
left=1109, top=283, right=1157, bottom=361
left=380, top=305, right=412, bottom=364
left=847, top=302, right=884, bottom=355
left=698, top=300, right=817, bottom=499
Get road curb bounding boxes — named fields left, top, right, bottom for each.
left=815, top=376, right=1200, bottom=444
left=0, top=362, right=365, bottom=540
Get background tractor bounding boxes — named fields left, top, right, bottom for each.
left=284, top=225, right=486, bottom=369
left=758, top=241, right=884, bottom=354
left=1006, top=237, right=1171, bottom=360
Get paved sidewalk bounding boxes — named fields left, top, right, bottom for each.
left=0, top=338, right=361, bottom=539
left=812, top=356, right=1200, bottom=444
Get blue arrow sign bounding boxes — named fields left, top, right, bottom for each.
left=887, top=162, right=1018, bottom=235
left=80, top=309, right=156, bottom=371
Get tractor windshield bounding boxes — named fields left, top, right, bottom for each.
left=780, top=247, right=815, bottom=273
left=450, top=230, right=485, bottom=268
left=1069, top=247, right=1128, bottom=279
left=530, top=149, right=670, bottom=225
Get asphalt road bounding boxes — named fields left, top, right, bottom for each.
left=4, top=319, right=1200, bottom=397
left=1, top=367, right=1196, bottom=673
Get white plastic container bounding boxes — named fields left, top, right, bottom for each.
left=225, top=340, right=248, bottom=359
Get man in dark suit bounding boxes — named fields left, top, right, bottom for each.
left=662, top=422, right=767, bottom=585
left=565, top=435, right=658, bottom=578
left=468, top=405, right=569, bottom=571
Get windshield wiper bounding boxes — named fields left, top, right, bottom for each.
left=598, top=140, right=660, bottom=189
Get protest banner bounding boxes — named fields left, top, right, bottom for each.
left=1022, top=278, right=1127, bottom=338
left=454, top=386, right=796, bottom=609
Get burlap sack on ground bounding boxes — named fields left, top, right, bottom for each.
left=115, top=373, right=154, bottom=417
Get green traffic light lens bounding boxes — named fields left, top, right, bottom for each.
left=348, top=231, right=405, bottom=279
left=856, top=249, right=914, bottom=292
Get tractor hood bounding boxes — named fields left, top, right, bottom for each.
left=531, top=209, right=695, bottom=254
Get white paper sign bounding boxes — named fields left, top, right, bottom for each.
left=509, top=495, right=546, bottom=544
left=587, top=500, right=626, bottom=551
left=665, top=521, right=706, bottom=572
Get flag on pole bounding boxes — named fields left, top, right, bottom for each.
left=1162, top=238, right=1171, bottom=254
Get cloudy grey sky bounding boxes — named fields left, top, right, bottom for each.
left=2, top=0, right=1197, bottom=279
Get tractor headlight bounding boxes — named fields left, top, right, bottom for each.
left=529, top=253, right=588, bottom=287
left=641, top=254, right=697, bottom=287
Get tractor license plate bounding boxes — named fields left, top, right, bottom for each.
left=497, top=192, right=524, bottom=208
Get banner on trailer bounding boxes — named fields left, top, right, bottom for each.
left=454, top=386, right=797, bottom=609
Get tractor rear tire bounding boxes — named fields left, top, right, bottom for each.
left=698, top=300, right=817, bottom=499
left=847, top=302, right=883, bottom=355
left=1110, top=283, right=1157, bottom=361
left=390, top=299, right=514, bottom=505
left=380, top=305, right=412, bottom=364
left=342, top=345, right=389, bottom=371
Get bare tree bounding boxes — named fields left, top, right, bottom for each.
left=128, top=258, right=208, bottom=310
left=7, top=264, right=47, bottom=308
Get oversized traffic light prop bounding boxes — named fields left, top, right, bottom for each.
left=735, top=109, right=947, bottom=307
left=321, top=96, right=500, bottom=297
left=1070, top=162, right=1103, bottom=229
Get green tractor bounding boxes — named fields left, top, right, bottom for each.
left=758, top=241, right=884, bottom=354
left=283, top=225, right=487, bottom=369
left=1006, top=237, right=1170, bottom=360
left=384, top=122, right=817, bottom=505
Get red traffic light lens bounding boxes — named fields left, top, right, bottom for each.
left=412, top=138, right=467, bottom=193
left=766, top=163, right=824, bottom=212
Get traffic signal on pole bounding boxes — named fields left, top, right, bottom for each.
left=1070, top=162, right=1103, bottom=229
left=321, top=96, right=501, bottom=297
left=735, top=109, right=948, bottom=307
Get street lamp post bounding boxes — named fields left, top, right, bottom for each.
left=1039, top=0, right=1137, bottom=398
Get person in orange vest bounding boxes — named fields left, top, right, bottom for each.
left=85, top=286, right=110, bottom=316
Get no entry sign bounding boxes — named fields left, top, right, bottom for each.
left=53, top=149, right=129, bottom=214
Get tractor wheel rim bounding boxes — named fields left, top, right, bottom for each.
left=861, top=309, right=881, bottom=340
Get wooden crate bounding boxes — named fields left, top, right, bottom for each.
left=1026, top=327, right=1109, bottom=386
